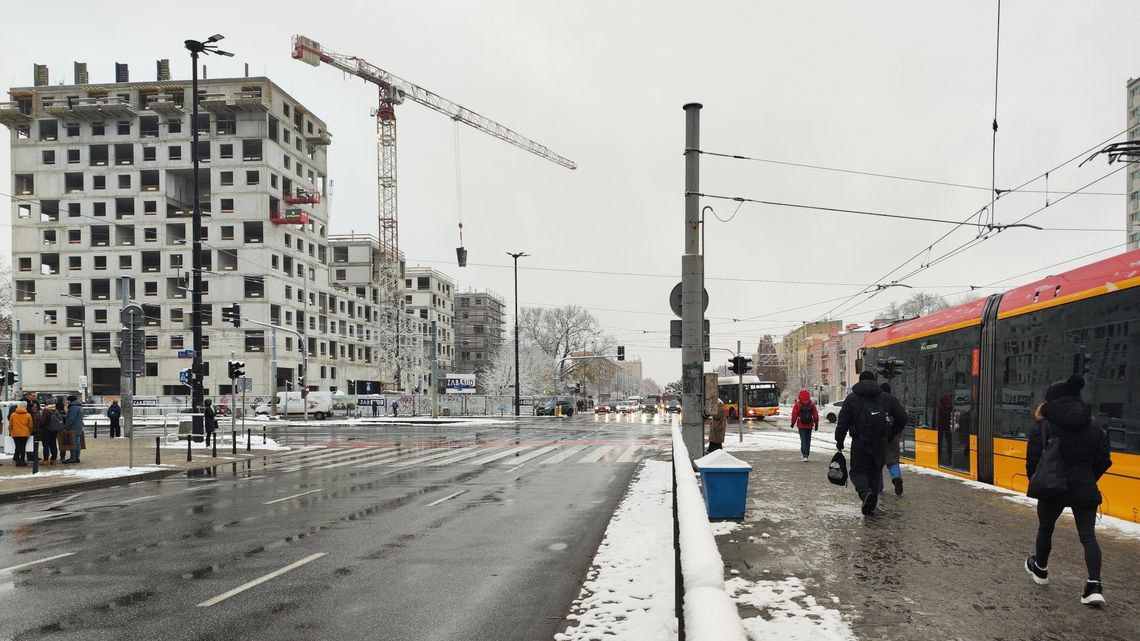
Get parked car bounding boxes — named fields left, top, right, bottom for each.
left=594, top=402, right=612, bottom=414
left=537, top=400, right=575, bottom=417
left=665, top=400, right=682, bottom=413
left=820, top=400, right=843, bottom=424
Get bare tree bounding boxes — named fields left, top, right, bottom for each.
left=0, top=258, right=11, bottom=362
left=754, top=334, right=786, bottom=389
left=518, top=304, right=605, bottom=379
left=481, top=331, right=557, bottom=396
left=882, top=291, right=950, bottom=320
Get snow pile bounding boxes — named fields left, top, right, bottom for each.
left=0, top=465, right=165, bottom=481
left=555, top=460, right=675, bottom=641
left=726, top=576, right=855, bottom=640
left=694, top=449, right=752, bottom=470
left=672, top=423, right=748, bottom=641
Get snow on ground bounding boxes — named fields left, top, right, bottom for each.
left=902, top=463, right=1140, bottom=540
left=0, top=465, right=167, bottom=481
left=725, top=425, right=838, bottom=455
left=555, top=459, right=676, bottom=641
left=157, top=435, right=290, bottom=451
left=726, top=576, right=856, bottom=641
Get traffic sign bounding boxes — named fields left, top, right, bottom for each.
left=177, top=349, right=196, bottom=359
left=121, top=304, right=144, bottom=331
left=669, top=282, right=708, bottom=318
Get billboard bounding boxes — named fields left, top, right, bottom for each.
left=445, top=373, right=476, bottom=394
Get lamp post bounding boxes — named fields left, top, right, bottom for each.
left=507, top=251, right=529, bottom=416
left=61, top=293, right=89, bottom=402
left=184, top=34, right=233, bottom=438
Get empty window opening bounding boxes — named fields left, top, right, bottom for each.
left=15, top=174, right=35, bottom=194
left=243, top=139, right=263, bottom=161
left=89, top=144, right=109, bottom=165
left=140, top=170, right=159, bottom=191
left=39, top=119, right=58, bottom=141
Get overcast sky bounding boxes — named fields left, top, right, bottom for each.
left=3, top=1, right=1139, bottom=386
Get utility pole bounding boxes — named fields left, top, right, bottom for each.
left=270, top=324, right=278, bottom=418
left=737, top=340, right=744, bottom=443
left=302, top=275, right=309, bottom=423
left=430, top=319, right=438, bottom=418
left=681, top=103, right=704, bottom=459
left=229, top=350, right=237, bottom=434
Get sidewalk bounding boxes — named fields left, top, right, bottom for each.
left=713, top=426, right=1140, bottom=640
left=0, top=433, right=285, bottom=504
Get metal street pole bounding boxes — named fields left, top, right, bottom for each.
left=229, top=350, right=237, bottom=435
left=62, top=294, right=88, bottom=402
left=302, top=275, right=309, bottom=423
left=507, top=251, right=528, bottom=417
left=680, top=103, right=704, bottom=460
left=430, top=319, right=438, bottom=418
left=270, top=325, right=278, bottom=418
left=737, top=340, right=744, bottom=443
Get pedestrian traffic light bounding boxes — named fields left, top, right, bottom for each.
left=617, top=346, right=625, bottom=361
left=179, top=368, right=194, bottom=388
left=231, top=303, right=241, bottom=328
left=228, top=360, right=245, bottom=379
left=5, top=371, right=17, bottom=386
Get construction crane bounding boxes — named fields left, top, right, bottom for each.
left=290, top=35, right=576, bottom=391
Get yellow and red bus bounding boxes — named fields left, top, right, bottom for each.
left=862, top=248, right=1140, bottom=523
left=717, top=375, right=781, bottom=420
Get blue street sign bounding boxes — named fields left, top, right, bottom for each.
left=179, top=370, right=189, bottom=384
left=177, top=349, right=196, bottom=359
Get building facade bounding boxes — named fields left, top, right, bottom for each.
left=1128, top=76, right=1140, bottom=251
left=453, top=289, right=505, bottom=380
left=3, top=66, right=384, bottom=400
left=404, top=266, right=455, bottom=391
left=820, top=324, right=871, bottom=402
left=781, top=320, right=842, bottom=394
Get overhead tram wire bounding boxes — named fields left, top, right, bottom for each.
left=989, top=0, right=1003, bottom=229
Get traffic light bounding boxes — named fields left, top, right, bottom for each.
left=574, top=382, right=582, bottom=394
left=617, top=346, right=625, bottom=361
left=728, top=357, right=740, bottom=375
left=740, top=357, right=753, bottom=375
left=877, top=358, right=904, bottom=380
left=5, top=371, right=17, bottom=386
left=347, top=379, right=355, bottom=394
left=228, top=360, right=245, bottom=379
left=231, top=303, right=241, bottom=328
left=179, top=368, right=194, bottom=388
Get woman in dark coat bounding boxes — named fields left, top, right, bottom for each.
left=1023, top=375, right=1112, bottom=606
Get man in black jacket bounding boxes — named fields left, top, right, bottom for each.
left=836, top=371, right=908, bottom=515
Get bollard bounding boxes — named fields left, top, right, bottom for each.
left=187, top=435, right=192, bottom=462
left=262, top=426, right=266, bottom=445
left=94, top=424, right=98, bottom=439
left=31, top=450, right=38, bottom=475
left=232, top=431, right=237, bottom=455
left=212, top=433, right=217, bottom=458
left=246, top=429, right=251, bottom=452
left=155, top=437, right=161, bottom=465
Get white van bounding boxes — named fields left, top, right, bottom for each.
left=256, top=391, right=334, bottom=420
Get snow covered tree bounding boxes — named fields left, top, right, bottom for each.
left=518, top=304, right=605, bottom=380
left=882, top=292, right=950, bottom=320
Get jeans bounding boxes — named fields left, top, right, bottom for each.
left=41, top=435, right=59, bottom=461
left=68, top=432, right=83, bottom=462
left=850, top=438, right=886, bottom=500
left=1036, top=500, right=1102, bottom=581
left=798, top=428, right=812, bottom=458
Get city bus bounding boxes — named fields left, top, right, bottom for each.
left=717, top=375, right=781, bottom=420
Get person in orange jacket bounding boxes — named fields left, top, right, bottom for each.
left=790, top=389, right=819, bottom=462
left=9, top=403, right=35, bottom=467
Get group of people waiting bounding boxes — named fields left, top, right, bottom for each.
left=6, top=393, right=87, bottom=466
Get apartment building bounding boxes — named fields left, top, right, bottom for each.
left=453, top=289, right=505, bottom=379
left=404, top=266, right=454, bottom=391
left=780, top=320, right=842, bottom=393
left=1128, top=76, right=1140, bottom=250
left=820, top=324, right=871, bottom=402
left=2, top=63, right=382, bottom=398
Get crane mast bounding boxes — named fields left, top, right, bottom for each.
left=291, top=35, right=575, bottom=392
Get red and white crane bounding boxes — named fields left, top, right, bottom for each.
left=290, top=35, right=575, bottom=390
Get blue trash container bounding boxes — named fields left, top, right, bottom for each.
left=695, top=450, right=752, bottom=519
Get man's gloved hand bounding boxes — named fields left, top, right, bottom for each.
left=836, top=441, right=844, bottom=451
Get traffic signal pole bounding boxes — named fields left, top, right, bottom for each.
left=230, top=350, right=237, bottom=436
left=738, top=340, right=744, bottom=443
left=680, top=103, right=704, bottom=461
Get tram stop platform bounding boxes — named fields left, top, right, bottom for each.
left=709, top=425, right=1140, bottom=641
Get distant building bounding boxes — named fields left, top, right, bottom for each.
left=821, top=323, right=871, bottom=402
left=781, top=321, right=842, bottom=393
left=453, top=289, right=505, bottom=381
left=404, top=267, right=454, bottom=391
left=1128, top=76, right=1140, bottom=250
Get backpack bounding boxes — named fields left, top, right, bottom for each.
left=828, top=451, right=848, bottom=486
left=798, top=402, right=814, bottom=426
left=856, top=396, right=891, bottom=442
left=1027, top=422, right=1068, bottom=500
left=48, top=410, right=65, bottom=433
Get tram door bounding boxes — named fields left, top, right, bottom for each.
left=930, top=350, right=974, bottom=473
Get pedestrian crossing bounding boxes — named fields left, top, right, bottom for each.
left=258, top=440, right=659, bottom=475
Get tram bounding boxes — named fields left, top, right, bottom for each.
left=862, top=248, right=1140, bottom=523
left=717, top=375, right=781, bottom=420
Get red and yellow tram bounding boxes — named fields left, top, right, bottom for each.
left=862, top=249, right=1140, bottom=523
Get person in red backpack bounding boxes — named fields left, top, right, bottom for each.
left=790, top=389, right=819, bottom=462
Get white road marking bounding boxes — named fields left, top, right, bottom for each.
left=43, top=492, right=86, bottom=510
left=426, top=490, right=467, bottom=507
left=314, top=449, right=405, bottom=470
left=0, top=552, right=75, bottom=574
left=497, top=445, right=559, bottom=466
left=577, top=445, right=618, bottom=464
left=383, top=447, right=476, bottom=469
left=465, top=446, right=531, bottom=466
left=196, top=552, right=326, bottom=607
left=539, top=445, right=588, bottom=465
left=122, top=495, right=160, bottom=504
left=616, top=445, right=642, bottom=463
left=427, top=447, right=495, bottom=467
left=263, top=489, right=321, bottom=505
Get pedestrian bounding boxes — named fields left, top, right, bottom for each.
left=835, top=371, right=907, bottom=515
left=204, top=400, right=217, bottom=446
left=9, top=402, right=34, bottom=467
left=391, top=399, right=399, bottom=417
left=372, top=399, right=379, bottom=417
left=707, top=399, right=727, bottom=454
left=106, top=400, right=122, bottom=438
left=62, top=395, right=84, bottom=464
left=37, top=398, right=62, bottom=464
left=790, top=389, right=819, bottom=462
left=1024, top=374, right=1112, bottom=606
left=880, top=383, right=905, bottom=495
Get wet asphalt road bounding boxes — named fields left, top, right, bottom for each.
left=0, top=413, right=670, bottom=641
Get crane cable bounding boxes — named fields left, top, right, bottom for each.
left=454, top=118, right=465, bottom=247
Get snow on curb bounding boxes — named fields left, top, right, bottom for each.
left=0, top=465, right=166, bottom=481
left=726, top=576, right=856, bottom=641
left=554, top=459, right=676, bottom=641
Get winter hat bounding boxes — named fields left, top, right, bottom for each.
left=880, top=383, right=892, bottom=394
left=1045, top=374, right=1085, bottom=402
left=859, top=371, right=877, bottom=381
left=66, top=395, right=77, bottom=402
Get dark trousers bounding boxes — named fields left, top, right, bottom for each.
left=109, top=419, right=121, bottom=438
left=41, top=435, right=59, bottom=461
left=707, top=441, right=723, bottom=454
left=798, top=428, right=813, bottom=457
left=12, top=437, right=28, bottom=464
left=850, top=438, right=886, bottom=500
left=1036, top=500, right=1102, bottom=581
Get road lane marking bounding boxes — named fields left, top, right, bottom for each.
left=427, top=448, right=494, bottom=467
left=616, top=445, right=642, bottom=463
left=263, top=489, right=322, bottom=505
left=539, top=445, right=588, bottom=465
left=465, top=446, right=531, bottom=466
left=0, top=552, right=75, bottom=574
left=196, top=552, right=326, bottom=607
left=577, top=445, right=618, bottom=464
left=122, top=495, right=161, bottom=504
left=382, top=447, right=477, bottom=469
left=43, top=492, right=86, bottom=510
left=426, top=490, right=467, bottom=507
left=498, top=445, right=559, bottom=466
left=314, top=449, right=405, bottom=470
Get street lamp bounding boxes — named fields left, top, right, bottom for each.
left=507, top=251, right=529, bottom=416
left=184, top=34, right=233, bottom=438
left=61, top=293, right=88, bottom=402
